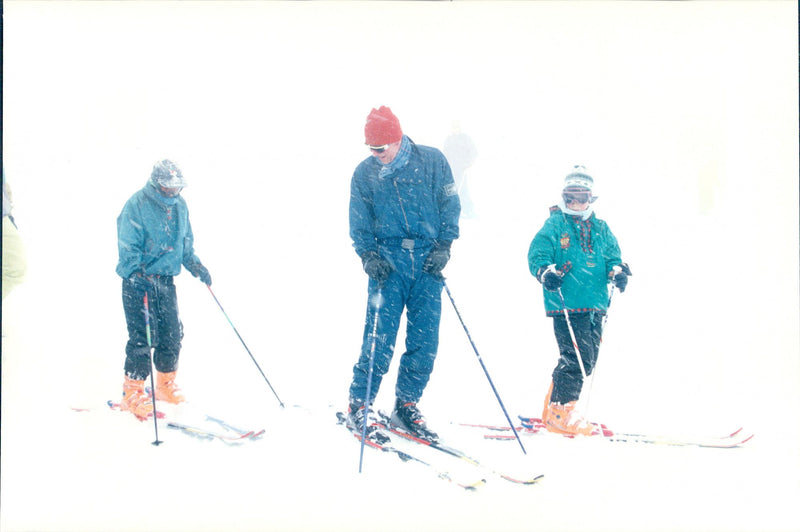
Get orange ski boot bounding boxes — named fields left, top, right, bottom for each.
left=154, top=371, right=185, bottom=404
left=120, top=376, right=154, bottom=421
left=544, top=401, right=598, bottom=436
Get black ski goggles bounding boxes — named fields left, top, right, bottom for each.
left=562, top=189, right=593, bottom=205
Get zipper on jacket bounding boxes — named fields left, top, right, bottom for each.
left=393, top=179, right=415, bottom=276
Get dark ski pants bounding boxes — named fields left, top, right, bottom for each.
left=122, top=276, right=183, bottom=380
left=349, top=249, right=444, bottom=406
left=550, top=311, right=603, bottom=404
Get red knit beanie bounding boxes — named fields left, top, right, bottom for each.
left=364, top=106, right=403, bottom=146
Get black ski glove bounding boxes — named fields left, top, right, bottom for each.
left=610, top=263, right=632, bottom=292
left=537, top=265, right=563, bottom=292
left=187, top=261, right=212, bottom=285
left=361, top=251, right=392, bottom=283
left=423, top=241, right=451, bottom=276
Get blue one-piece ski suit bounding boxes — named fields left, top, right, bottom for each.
left=349, top=136, right=460, bottom=405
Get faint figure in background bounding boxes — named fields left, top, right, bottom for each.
left=527, top=165, right=631, bottom=436
left=116, top=159, right=212, bottom=421
left=2, top=170, right=28, bottom=301
left=443, top=122, right=478, bottom=219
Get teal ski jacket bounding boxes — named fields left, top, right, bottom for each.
left=528, top=205, right=622, bottom=316
left=116, top=183, right=202, bottom=279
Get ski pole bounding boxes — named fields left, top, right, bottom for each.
left=583, top=284, right=615, bottom=418
left=601, top=284, right=616, bottom=339
left=443, top=282, right=526, bottom=455
left=359, top=287, right=383, bottom=473
left=143, top=293, right=163, bottom=446
left=591, top=264, right=629, bottom=388
left=556, top=287, right=604, bottom=426
left=206, top=285, right=284, bottom=408
left=556, top=287, right=588, bottom=381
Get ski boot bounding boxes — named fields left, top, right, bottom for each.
left=390, top=399, right=438, bottom=442
left=543, top=401, right=598, bottom=436
left=154, top=371, right=185, bottom=404
left=346, top=400, right=389, bottom=445
left=120, top=375, right=154, bottom=421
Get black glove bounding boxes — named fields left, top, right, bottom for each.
left=611, top=263, right=632, bottom=292
left=423, top=241, right=451, bottom=276
left=537, top=265, right=563, bottom=292
left=187, top=261, right=212, bottom=285
left=361, top=251, right=392, bottom=283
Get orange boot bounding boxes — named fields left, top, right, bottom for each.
left=155, top=371, right=185, bottom=404
left=544, top=401, right=597, bottom=436
left=121, top=376, right=154, bottom=421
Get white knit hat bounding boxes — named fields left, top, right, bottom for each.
left=563, top=165, right=593, bottom=191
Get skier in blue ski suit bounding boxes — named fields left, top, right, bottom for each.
left=347, top=107, right=460, bottom=441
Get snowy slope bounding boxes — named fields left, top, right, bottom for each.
left=2, top=2, right=799, bottom=532
left=3, top=211, right=798, bottom=532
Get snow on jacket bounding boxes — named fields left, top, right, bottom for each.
left=528, top=205, right=622, bottom=316
left=349, top=137, right=460, bottom=257
left=116, top=183, right=202, bottom=279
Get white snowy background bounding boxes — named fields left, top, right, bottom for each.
left=2, top=2, right=798, bottom=531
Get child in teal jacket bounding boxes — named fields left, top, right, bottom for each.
left=528, top=166, right=630, bottom=436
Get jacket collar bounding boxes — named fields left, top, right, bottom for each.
left=144, top=182, right=180, bottom=207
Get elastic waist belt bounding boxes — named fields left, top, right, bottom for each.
left=139, top=274, right=175, bottom=284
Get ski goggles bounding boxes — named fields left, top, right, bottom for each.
left=159, top=185, right=183, bottom=198
left=367, top=144, right=388, bottom=153
left=562, top=187, right=593, bottom=204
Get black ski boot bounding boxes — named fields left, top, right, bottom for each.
left=346, top=400, right=389, bottom=445
left=390, top=399, right=439, bottom=442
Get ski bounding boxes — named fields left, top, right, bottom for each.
left=377, top=412, right=543, bottom=485
left=101, top=400, right=166, bottom=419
left=519, top=415, right=754, bottom=447
left=469, top=415, right=753, bottom=448
left=99, top=400, right=264, bottom=441
left=166, top=421, right=254, bottom=444
left=140, top=388, right=266, bottom=440
left=205, top=415, right=265, bottom=440
left=335, top=412, right=486, bottom=490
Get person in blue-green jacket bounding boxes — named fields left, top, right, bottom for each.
left=116, top=159, right=211, bottom=421
left=528, top=165, right=631, bottom=436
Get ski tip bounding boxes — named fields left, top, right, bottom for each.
left=501, top=474, right=545, bottom=485
left=462, top=479, right=487, bottom=491
left=485, top=434, right=517, bottom=440
left=446, top=476, right=486, bottom=491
